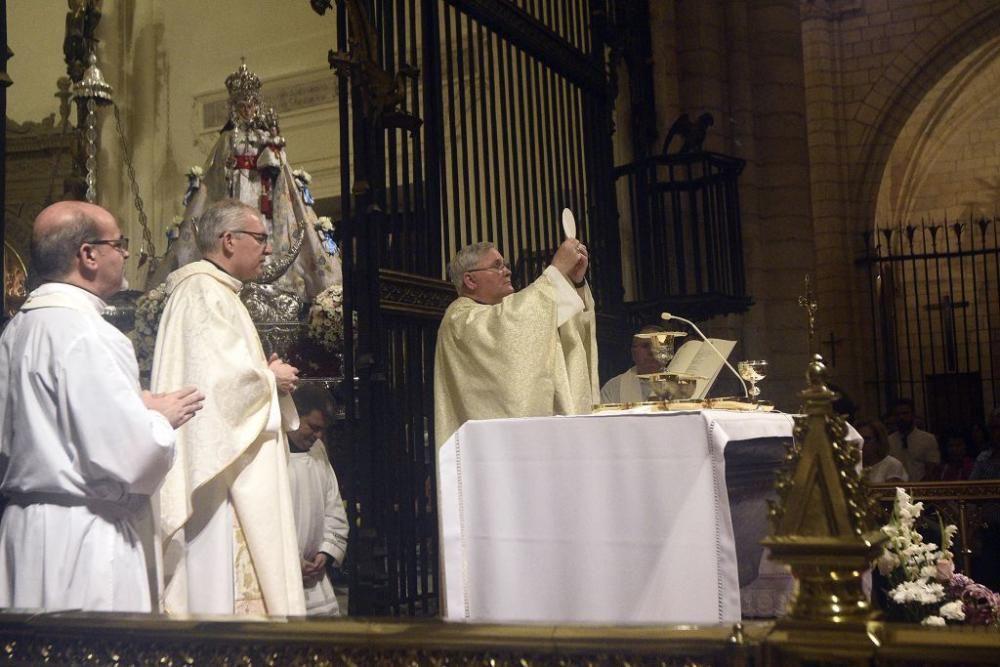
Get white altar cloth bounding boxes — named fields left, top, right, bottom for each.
left=437, top=410, right=798, bottom=625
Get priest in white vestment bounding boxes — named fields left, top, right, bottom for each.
left=599, top=325, right=666, bottom=404
left=286, top=385, right=349, bottom=615
left=152, top=199, right=306, bottom=616
left=434, top=239, right=599, bottom=448
left=0, top=201, right=204, bottom=612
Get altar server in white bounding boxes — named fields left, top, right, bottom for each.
left=286, top=385, right=349, bottom=615
left=152, top=198, right=306, bottom=616
left=599, top=325, right=666, bottom=404
left=0, top=201, right=204, bottom=612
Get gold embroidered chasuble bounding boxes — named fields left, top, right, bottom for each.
left=151, top=260, right=306, bottom=615
left=434, top=266, right=600, bottom=448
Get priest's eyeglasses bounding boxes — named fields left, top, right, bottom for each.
left=466, top=260, right=511, bottom=274
left=85, top=236, right=129, bottom=252
left=222, top=229, right=270, bottom=245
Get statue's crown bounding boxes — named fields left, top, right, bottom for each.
left=225, top=59, right=261, bottom=104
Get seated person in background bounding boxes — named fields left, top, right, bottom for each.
left=859, top=419, right=908, bottom=484
left=937, top=431, right=975, bottom=481
left=600, top=325, right=665, bottom=403
left=969, top=421, right=990, bottom=459
left=434, top=239, right=599, bottom=448
left=829, top=382, right=858, bottom=424
left=971, top=411, right=1000, bottom=480
left=887, top=398, right=940, bottom=481
left=287, top=384, right=349, bottom=616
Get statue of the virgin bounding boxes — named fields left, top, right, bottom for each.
left=146, top=59, right=342, bottom=321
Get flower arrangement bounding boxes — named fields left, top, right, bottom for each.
left=183, top=165, right=203, bottom=207
left=306, top=283, right=345, bottom=352
left=314, top=216, right=338, bottom=256
left=166, top=214, right=183, bottom=242
left=877, top=487, right=999, bottom=626
left=294, top=169, right=315, bottom=206
left=130, top=283, right=168, bottom=373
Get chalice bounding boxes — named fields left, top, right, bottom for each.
left=737, top=359, right=768, bottom=401
left=634, top=331, right=695, bottom=401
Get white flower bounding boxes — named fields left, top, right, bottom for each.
left=889, top=580, right=945, bottom=606
left=315, top=216, right=334, bottom=232
left=939, top=600, right=965, bottom=621
left=876, top=551, right=900, bottom=575
left=921, top=615, right=946, bottom=626
left=293, top=169, right=312, bottom=184
left=185, top=165, right=203, bottom=178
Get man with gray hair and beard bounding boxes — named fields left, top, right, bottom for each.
left=152, top=198, right=306, bottom=616
left=0, top=201, right=203, bottom=612
left=433, top=238, right=599, bottom=448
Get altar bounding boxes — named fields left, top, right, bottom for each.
left=437, top=409, right=828, bottom=625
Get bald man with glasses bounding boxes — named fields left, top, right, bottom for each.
left=151, top=198, right=306, bottom=616
left=433, top=238, right=600, bottom=448
left=0, top=201, right=204, bottom=612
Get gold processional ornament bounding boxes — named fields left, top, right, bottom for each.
left=762, top=354, right=884, bottom=626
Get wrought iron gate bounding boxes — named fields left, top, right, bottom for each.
left=865, top=216, right=1000, bottom=433
left=319, top=0, right=620, bottom=615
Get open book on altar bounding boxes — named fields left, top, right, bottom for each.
left=664, top=338, right=737, bottom=400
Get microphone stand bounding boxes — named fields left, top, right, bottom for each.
left=660, top=312, right=749, bottom=399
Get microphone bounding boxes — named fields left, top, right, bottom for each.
left=660, top=312, right=749, bottom=398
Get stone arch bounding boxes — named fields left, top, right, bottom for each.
left=878, top=38, right=1000, bottom=225
left=850, top=1, right=1000, bottom=231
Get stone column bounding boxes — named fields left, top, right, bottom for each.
left=800, top=0, right=866, bottom=409
left=742, top=0, right=816, bottom=408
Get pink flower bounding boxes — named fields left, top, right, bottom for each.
left=960, top=583, right=999, bottom=625
left=947, top=573, right=973, bottom=597
left=935, top=559, right=955, bottom=581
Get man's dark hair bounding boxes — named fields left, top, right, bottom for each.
left=292, top=383, right=336, bottom=417
left=30, top=208, right=100, bottom=281
left=892, top=397, right=915, bottom=410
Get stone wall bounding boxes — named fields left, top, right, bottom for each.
left=801, top=0, right=1000, bottom=418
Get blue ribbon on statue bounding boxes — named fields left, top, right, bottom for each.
left=300, top=183, right=315, bottom=206
left=182, top=180, right=198, bottom=207
left=320, top=230, right=339, bottom=256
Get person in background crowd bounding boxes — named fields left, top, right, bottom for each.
left=887, top=398, right=940, bottom=481
left=971, top=411, right=1000, bottom=480
left=859, top=419, right=908, bottom=484
left=937, top=431, right=975, bottom=481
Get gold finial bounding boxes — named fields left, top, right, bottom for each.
left=797, top=274, right=818, bottom=353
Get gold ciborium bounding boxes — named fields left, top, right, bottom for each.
left=633, top=331, right=699, bottom=401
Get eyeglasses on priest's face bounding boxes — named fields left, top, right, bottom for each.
left=85, top=236, right=129, bottom=252
left=221, top=229, right=270, bottom=246
left=466, top=259, right=511, bottom=274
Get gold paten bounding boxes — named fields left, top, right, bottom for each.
left=762, top=354, right=884, bottom=626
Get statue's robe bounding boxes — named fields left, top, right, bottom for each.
left=434, top=266, right=599, bottom=448
left=147, top=126, right=341, bottom=301
left=151, top=260, right=305, bottom=616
